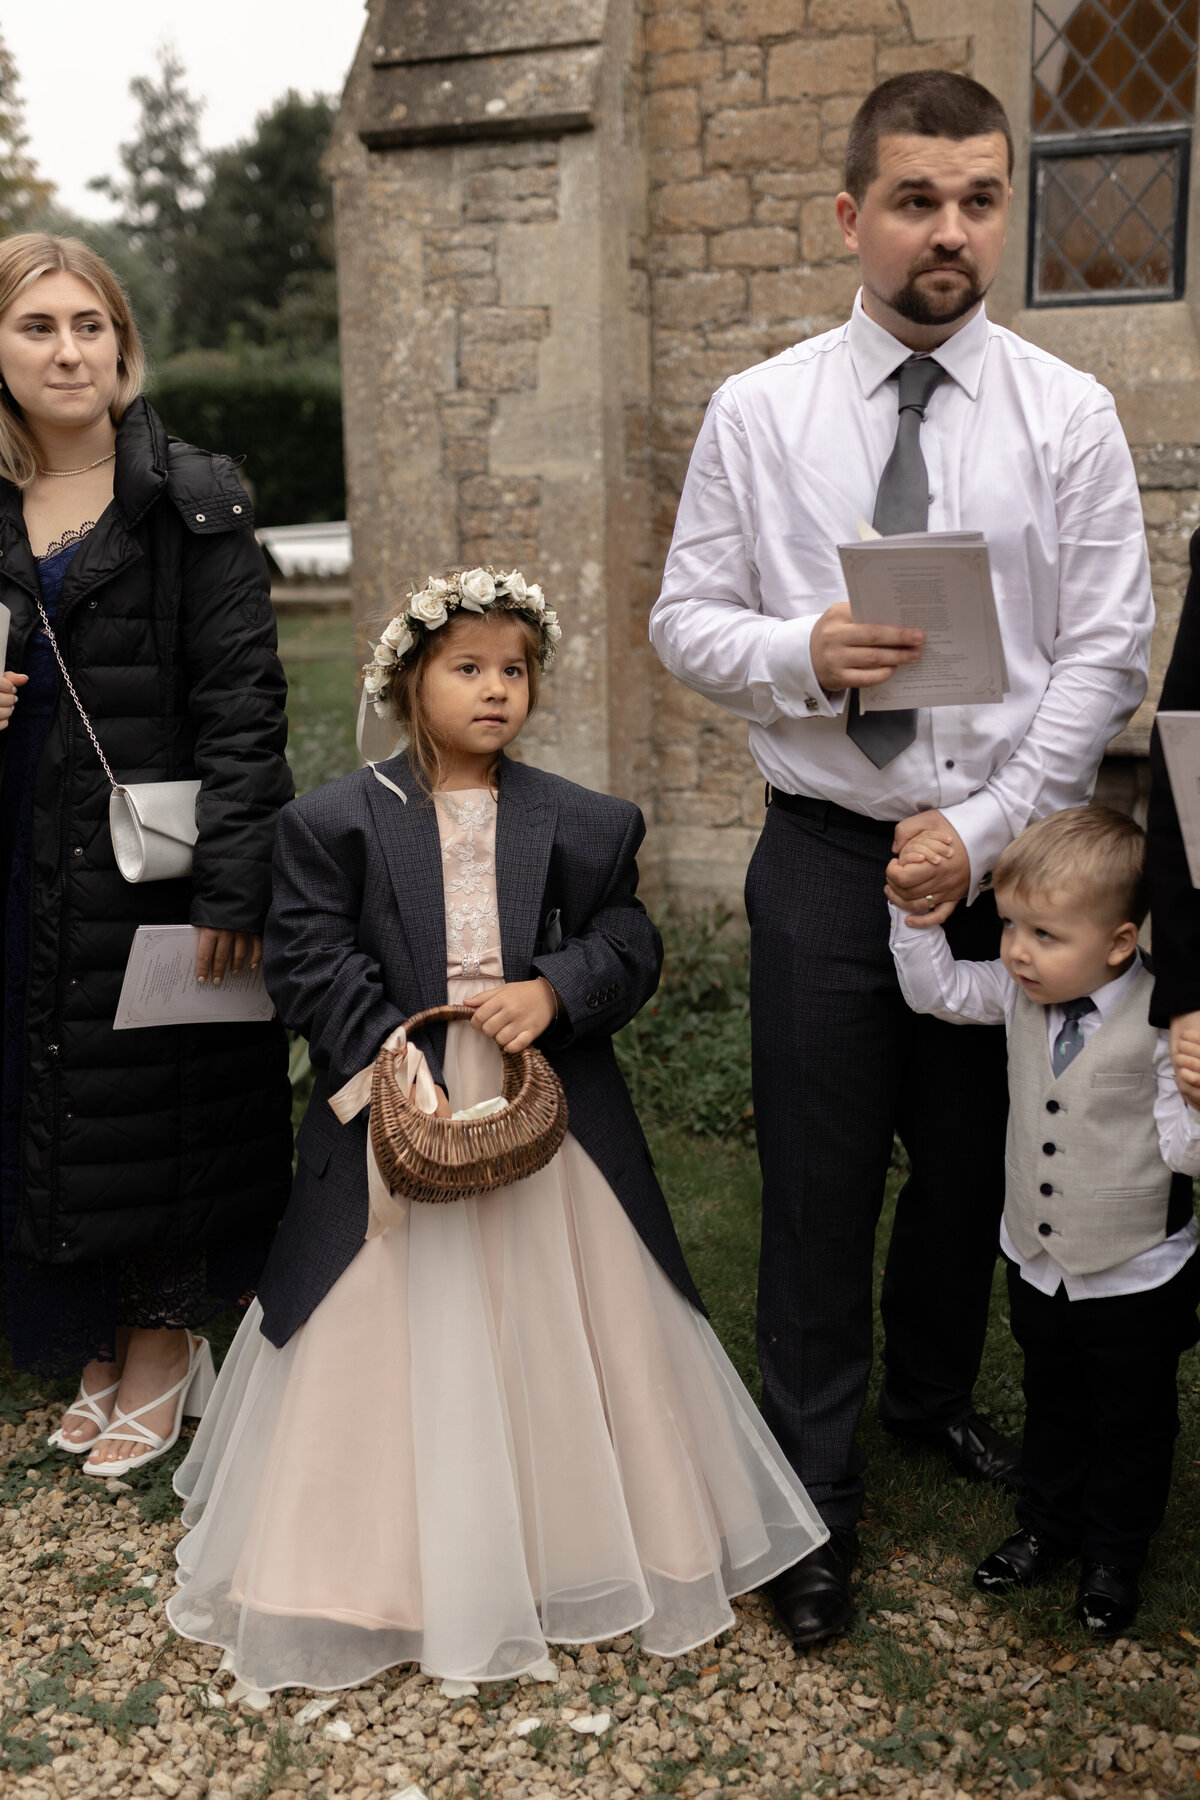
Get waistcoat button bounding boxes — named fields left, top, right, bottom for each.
left=1038, top=1222, right=1052, bottom=1236
left=1046, top=1099, right=1059, bottom=1113
left=1042, top=1141, right=1055, bottom=1155
left=1039, top=1182, right=1053, bottom=1196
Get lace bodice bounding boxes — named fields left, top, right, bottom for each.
left=434, top=789, right=504, bottom=980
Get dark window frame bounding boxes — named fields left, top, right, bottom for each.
left=1027, top=122, right=1192, bottom=306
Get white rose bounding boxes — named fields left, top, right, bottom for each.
left=374, top=640, right=397, bottom=667
left=381, top=615, right=410, bottom=650
left=372, top=698, right=390, bottom=718
left=543, top=611, right=562, bottom=644
left=525, top=582, right=546, bottom=614
left=425, top=577, right=451, bottom=596
left=363, top=667, right=388, bottom=697
left=393, top=626, right=415, bottom=658
left=498, top=570, right=527, bottom=603
left=459, top=567, right=496, bottom=608
left=409, top=589, right=449, bottom=627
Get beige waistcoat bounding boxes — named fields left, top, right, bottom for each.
left=1005, top=965, right=1175, bottom=1275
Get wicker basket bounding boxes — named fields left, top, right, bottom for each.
left=370, top=1004, right=569, bottom=1203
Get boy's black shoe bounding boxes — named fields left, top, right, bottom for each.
left=1075, top=1563, right=1139, bottom=1638
left=766, top=1526, right=859, bottom=1648
left=882, top=1411, right=1022, bottom=1493
left=973, top=1527, right=1069, bottom=1595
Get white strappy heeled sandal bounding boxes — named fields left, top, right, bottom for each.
left=47, top=1374, right=122, bottom=1453
left=82, top=1335, right=216, bottom=1479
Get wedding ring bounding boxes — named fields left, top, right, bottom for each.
left=924, top=894, right=936, bottom=910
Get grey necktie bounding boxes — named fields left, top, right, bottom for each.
left=1052, top=995, right=1097, bottom=1076
left=847, top=355, right=947, bottom=768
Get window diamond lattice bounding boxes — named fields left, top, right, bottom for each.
left=1033, top=0, right=1198, bottom=135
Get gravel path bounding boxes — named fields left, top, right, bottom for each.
left=1, top=1406, right=1197, bottom=1800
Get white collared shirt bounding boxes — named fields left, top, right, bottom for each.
left=890, top=918, right=1200, bottom=1298
left=650, top=295, right=1153, bottom=901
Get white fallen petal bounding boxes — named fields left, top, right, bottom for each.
left=527, top=1657, right=559, bottom=1683
left=136, top=1574, right=156, bottom=1587
left=439, top=1678, right=478, bottom=1698
left=295, top=1696, right=340, bottom=1727
left=510, top=1717, right=541, bottom=1737
left=569, top=1712, right=611, bottom=1735
left=323, top=1718, right=354, bottom=1741
left=193, top=1683, right=224, bottom=1709
left=227, top=1678, right=272, bottom=1712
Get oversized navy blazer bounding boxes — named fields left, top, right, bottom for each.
left=256, top=749, right=705, bottom=1345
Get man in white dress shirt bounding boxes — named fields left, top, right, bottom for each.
left=649, top=70, right=1153, bottom=1646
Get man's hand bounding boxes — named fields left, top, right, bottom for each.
left=466, top=978, right=558, bottom=1053
left=0, top=671, right=29, bottom=729
left=1170, top=1011, right=1200, bottom=1108
left=810, top=601, right=924, bottom=694
left=194, top=929, right=262, bottom=985
left=884, top=810, right=970, bottom=928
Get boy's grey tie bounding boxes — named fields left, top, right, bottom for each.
left=1052, top=995, right=1097, bottom=1075
left=847, top=354, right=947, bottom=768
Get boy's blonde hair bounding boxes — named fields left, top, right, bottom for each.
left=388, top=606, right=542, bottom=795
left=0, top=234, right=146, bottom=487
left=992, top=805, right=1146, bottom=927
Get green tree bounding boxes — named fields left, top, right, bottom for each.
left=0, top=29, right=53, bottom=234
left=171, top=91, right=336, bottom=356
left=88, top=44, right=204, bottom=345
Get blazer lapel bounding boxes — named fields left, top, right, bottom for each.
left=363, top=754, right=448, bottom=1007
left=496, top=755, right=556, bottom=980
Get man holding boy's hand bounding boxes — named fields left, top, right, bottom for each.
left=651, top=70, right=1153, bottom=1646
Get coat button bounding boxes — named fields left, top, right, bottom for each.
left=195, top=513, right=206, bottom=523
left=1038, top=1222, right=1053, bottom=1236
left=1039, top=1182, right=1053, bottom=1196
left=1042, top=1142, right=1055, bottom=1155
left=73, top=846, right=82, bottom=856
left=1046, top=1100, right=1059, bottom=1113
left=233, top=504, right=243, bottom=515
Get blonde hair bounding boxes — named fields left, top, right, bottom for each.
left=388, top=605, right=543, bottom=795
left=993, top=805, right=1147, bottom=927
left=0, top=234, right=146, bottom=487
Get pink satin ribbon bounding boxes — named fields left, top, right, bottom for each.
left=328, top=1027, right=439, bottom=1240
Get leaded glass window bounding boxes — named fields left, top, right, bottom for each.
left=1028, top=1, right=1198, bottom=305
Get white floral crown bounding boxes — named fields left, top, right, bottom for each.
left=361, top=567, right=561, bottom=718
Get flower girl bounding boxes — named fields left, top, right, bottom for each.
left=167, top=571, right=825, bottom=1691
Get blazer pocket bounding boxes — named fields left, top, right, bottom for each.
left=295, top=1127, right=333, bottom=1179
left=1090, top=1072, right=1153, bottom=1090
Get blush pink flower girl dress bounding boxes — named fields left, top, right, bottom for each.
left=167, top=790, right=825, bottom=1691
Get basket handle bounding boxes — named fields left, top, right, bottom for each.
left=399, top=1004, right=476, bottom=1035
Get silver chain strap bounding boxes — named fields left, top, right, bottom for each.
left=33, top=594, right=119, bottom=792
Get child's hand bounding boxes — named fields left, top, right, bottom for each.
left=894, top=826, right=955, bottom=869
left=434, top=1087, right=452, bottom=1119
left=466, top=978, right=559, bottom=1053
left=1170, top=1011, right=1200, bottom=1107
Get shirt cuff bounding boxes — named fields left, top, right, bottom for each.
left=762, top=615, right=845, bottom=720
left=939, top=786, right=1012, bottom=905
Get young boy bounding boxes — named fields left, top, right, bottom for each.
left=890, top=805, right=1200, bottom=1638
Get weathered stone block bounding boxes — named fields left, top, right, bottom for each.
left=655, top=150, right=706, bottom=183
left=768, top=35, right=875, bottom=99
left=651, top=174, right=752, bottom=231
left=646, top=87, right=702, bottom=151
left=808, top=0, right=903, bottom=26
left=647, top=232, right=708, bottom=272
left=755, top=195, right=801, bottom=224
left=724, top=44, right=764, bottom=75
left=654, top=271, right=748, bottom=330
left=425, top=275, right=501, bottom=309
left=700, top=69, right=765, bottom=113
left=460, top=306, right=550, bottom=341
left=645, top=11, right=705, bottom=53
left=705, top=103, right=820, bottom=171
left=800, top=194, right=852, bottom=261
left=459, top=339, right=541, bottom=392
left=459, top=140, right=559, bottom=169
left=702, top=0, right=806, bottom=41
left=357, top=46, right=603, bottom=147
left=750, top=262, right=858, bottom=319
left=370, top=0, right=604, bottom=64
left=464, top=164, right=559, bottom=224
left=647, top=47, right=724, bottom=89
left=876, top=38, right=968, bottom=76
left=709, top=226, right=799, bottom=268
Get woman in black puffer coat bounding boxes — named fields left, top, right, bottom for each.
left=0, top=234, right=293, bottom=1473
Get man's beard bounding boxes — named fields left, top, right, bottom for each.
left=879, top=258, right=988, bottom=327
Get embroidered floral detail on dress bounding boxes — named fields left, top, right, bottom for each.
left=37, top=522, right=97, bottom=562
left=437, top=792, right=500, bottom=977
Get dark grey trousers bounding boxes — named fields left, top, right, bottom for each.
left=745, top=799, right=1009, bottom=1526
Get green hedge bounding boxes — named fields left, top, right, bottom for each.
left=149, top=355, right=344, bottom=526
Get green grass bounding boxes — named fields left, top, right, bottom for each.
left=276, top=607, right=360, bottom=796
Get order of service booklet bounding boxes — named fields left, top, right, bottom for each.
left=837, top=528, right=1009, bottom=713
left=1155, top=711, right=1200, bottom=887
left=113, top=925, right=276, bottom=1029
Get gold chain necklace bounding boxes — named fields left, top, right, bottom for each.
left=37, top=449, right=117, bottom=478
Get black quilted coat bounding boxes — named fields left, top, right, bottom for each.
left=0, top=398, right=294, bottom=1267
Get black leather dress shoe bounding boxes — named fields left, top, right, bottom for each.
left=766, top=1526, right=858, bottom=1648
left=884, top=1411, right=1022, bottom=1492
left=973, top=1526, right=1069, bottom=1595
left=1075, top=1563, right=1139, bottom=1638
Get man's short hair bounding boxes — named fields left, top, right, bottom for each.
left=993, top=806, right=1147, bottom=928
left=843, top=71, right=1015, bottom=202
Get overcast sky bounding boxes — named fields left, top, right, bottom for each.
left=6, top=2, right=367, bottom=219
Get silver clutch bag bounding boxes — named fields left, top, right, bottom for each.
left=36, top=594, right=201, bottom=885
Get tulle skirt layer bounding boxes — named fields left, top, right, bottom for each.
left=167, top=991, right=826, bottom=1691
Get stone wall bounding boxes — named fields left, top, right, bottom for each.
left=331, top=1, right=1200, bottom=904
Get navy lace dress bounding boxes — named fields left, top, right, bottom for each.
left=0, top=531, right=258, bottom=1376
